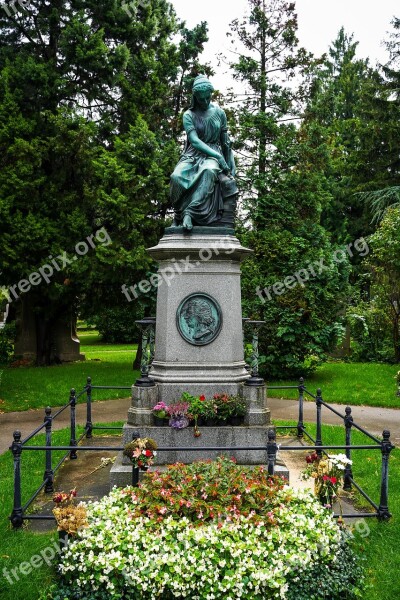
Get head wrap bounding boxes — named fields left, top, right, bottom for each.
left=192, top=75, right=214, bottom=93
left=190, top=75, right=214, bottom=109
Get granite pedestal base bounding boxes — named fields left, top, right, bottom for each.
left=147, top=232, right=252, bottom=402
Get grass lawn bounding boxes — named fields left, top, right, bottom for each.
left=268, top=361, right=400, bottom=409
left=0, top=423, right=123, bottom=600
left=0, top=330, right=139, bottom=412
left=0, top=420, right=397, bottom=600
left=273, top=419, right=399, bottom=600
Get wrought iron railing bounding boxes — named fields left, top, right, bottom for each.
left=9, top=377, right=395, bottom=527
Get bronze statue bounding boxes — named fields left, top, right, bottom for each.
left=170, top=75, right=238, bottom=231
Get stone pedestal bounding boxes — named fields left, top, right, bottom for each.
left=147, top=231, right=252, bottom=402
left=127, top=385, right=159, bottom=426
left=242, top=383, right=270, bottom=426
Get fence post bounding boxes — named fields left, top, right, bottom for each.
left=267, top=428, right=277, bottom=476
left=44, top=407, right=54, bottom=493
left=378, top=430, right=394, bottom=520
left=343, top=406, right=353, bottom=491
left=297, top=377, right=305, bottom=438
left=315, top=389, right=323, bottom=458
left=85, top=377, right=93, bottom=439
left=69, top=388, right=78, bottom=460
left=10, top=431, right=24, bottom=528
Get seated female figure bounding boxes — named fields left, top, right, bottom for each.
left=170, top=75, right=238, bottom=231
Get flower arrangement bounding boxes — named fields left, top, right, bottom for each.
left=123, top=438, right=158, bottom=470
left=52, top=489, right=88, bottom=535
left=301, top=452, right=352, bottom=507
left=213, top=393, right=246, bottom=423
left=50, top=458, right=365, bottom=600
left=152, top=401, right=168, bottom=424
left=166, top=401, right=190, bottom=429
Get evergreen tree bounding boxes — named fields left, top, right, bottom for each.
left=0, top=0, right=209, bottom=363
left=227, top=0, right=349, bottom=377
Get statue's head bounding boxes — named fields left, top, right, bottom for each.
left=191, top=75, right=214, bottom=111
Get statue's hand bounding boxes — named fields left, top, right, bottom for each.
left=217, top=155, right=231, bottom=174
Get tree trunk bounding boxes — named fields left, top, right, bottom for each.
left=35, top=313, right=53, bottom=366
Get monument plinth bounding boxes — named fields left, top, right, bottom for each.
left=147, top=231, right=252, bottom=401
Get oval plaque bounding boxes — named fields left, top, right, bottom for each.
left=176, top=293, right=222, bottom=346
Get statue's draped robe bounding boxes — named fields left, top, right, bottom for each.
left=170, top=105, right=238, bottom=225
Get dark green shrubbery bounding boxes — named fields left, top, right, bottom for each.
left=0, top=322, right=15, bottom=365
left=88, top=307, right=141, bottom=344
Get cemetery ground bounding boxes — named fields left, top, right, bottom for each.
left=0, top=329, right=398, bottom=413
left=0, top=332, right=399, bottom=599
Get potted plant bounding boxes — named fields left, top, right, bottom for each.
left=229, top=396, right=246, bottom=425
left=213, top=393, right=232, bottom=425
left=300, top=452, right=352, bottom=508
left=152, top=401, right=169, bottom=426
left=202, top=398, right=218, bottom=426
left=183, top=393, right=206, bottom=426
left=52, top=488, right=88, bottom=546
left=123, top=437, right=158, bottom=471
left=167, top=402, right=190, bottom=429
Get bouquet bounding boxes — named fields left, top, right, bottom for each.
left=124, top=438, right=158, bottom=470
left=52, top=488, right=88, bottom=535
left=301, top=452, right=352, bottom=507
left=167, top=402, right=190, bottom=429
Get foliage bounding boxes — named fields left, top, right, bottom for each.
left=363, top=206, right=400, bottom=361
left=88, top=306, right=142, bottom=344
left=45, top=457, right=365, bottom=599
left=123, top=457, right=285, bottom=523
left=0, top=0, right=209, bottom=364
left=0, top=322, right=15, bottom=365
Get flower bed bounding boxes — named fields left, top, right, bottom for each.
left=43, top=458, right=365, bottom=600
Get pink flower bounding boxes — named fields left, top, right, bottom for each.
left=159, top=507, right=167, bottom=515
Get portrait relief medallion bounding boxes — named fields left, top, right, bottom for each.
left=176, top=293, right=222, bottom=346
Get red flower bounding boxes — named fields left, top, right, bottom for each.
left=145, top=449, right=152, bottom=457
left=330, top=477, right=337, bottom=484
left=323, top=475, right=330, bottom=481
left=199, top=395, right=206, bottom=401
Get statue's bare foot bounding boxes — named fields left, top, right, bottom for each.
left=183, top=214, right=193, bottom=231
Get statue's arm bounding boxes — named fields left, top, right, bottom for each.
left=187, top=130, right=230, bottom=174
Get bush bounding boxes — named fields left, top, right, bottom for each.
left=88, top=307, right=141, bottom=344
left=45, top=458, right=365, bottom=600
left=0, top=322, right=15, bottom=365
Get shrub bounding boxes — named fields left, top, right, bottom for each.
left=88, top=306, right=141, bottom=343
left=0, top=322, right=15, bottom=365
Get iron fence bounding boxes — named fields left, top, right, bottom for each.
left=9, top=377, right=395, bottom=527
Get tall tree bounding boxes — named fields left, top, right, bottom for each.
left=226, top=0, right=349, bottom=377
left=0, top=0, right=209, bottom=363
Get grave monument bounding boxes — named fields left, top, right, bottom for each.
left=111, top=76, right=278, bottom=485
